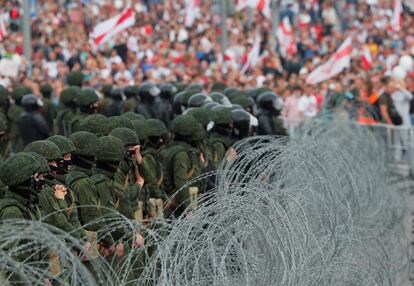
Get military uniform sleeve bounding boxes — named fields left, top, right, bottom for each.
left=0, top=206, right=25, bottom=220
left=72, top=179, right=115, bottom=246
left=38, top=188, right=78, bottom=236
left=173, top=151, right=190, bottom=208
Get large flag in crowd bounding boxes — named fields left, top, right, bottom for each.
left=276, top=17, right=296, bottom=57
left=391, top=0, right=403, bottom=32
left=241, top=33, right=261, bottom=74
left=236, top=0, right=272, bottom=19
left=91, top=8, right=135, bottom=46
left=306, top=37, right=352, bottom=85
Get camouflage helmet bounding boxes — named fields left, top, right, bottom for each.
left=0, top=85, right=10, bottom=105
left=108, top=116, right=134, bottom=131
left=102, top=84, right=113, bottom=97
left=131, top=119, right=147, bottom=141
left=213, top=108, right=233, bottom=125
left=11, top=86, right=32, bottom=102
left=210, top=92, right=232, bottom=107
left=145, top=119, right=167, bottom=138
left=231, top=93, right=254, bottom=109
left=69, top=131, right=99, bottom=157
left=26, top=152, right=51, bottom=174
left=223, top=87, right=240, bottom=98
left=47, top=135, right=76, bottom=156
left=24, top=140, right=63, bottom=161
left=67, top=71, right=84, bottom=87
left=60, top=86, right=81, bottom=105
left=124, top=85, right=138, bottom=98
left=185, top=83, right=203, bottom=94
left=170, top=114, right=206, bottom=140
left=121, top=112, right=145, bottom=121
left=40, top=84, right=53, bottom=98
left=110, top=127, right=139, bottom=147
left=96, top=136, right=125, bottom=162
left=0, top=152, right=42, bottom=186
left=77, top=88, right=99, bottom=107
left=78, top=114, right=110, bottom=137
left=187, top=107, right=214, bottom=128
left=159, top=83, right=178, bottom=99
left=211, top=82, right=227, bottom=92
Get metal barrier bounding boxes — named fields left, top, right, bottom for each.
left=283, top=118, right=414, bottom=176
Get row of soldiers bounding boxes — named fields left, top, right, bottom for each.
left=0, top=73, right=286, bottom=281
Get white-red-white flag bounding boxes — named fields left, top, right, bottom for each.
left=306, top=37, right=352, bottom=85
left=91, top=8, right=135, bottom=46
left=236, top=0, right=271, bottom=19
left=360, top=46, right=372, bottom=70
left=277, top=17, right=296, bottom=57
left=185, top=0, right=200, bottom=28
left=241, top=33, right=261, bottom=74
left=0, top=12, right=7, bottom=41
left=391, top=0, right=403, bottom=32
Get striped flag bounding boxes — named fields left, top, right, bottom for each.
left=236, top=0, right=271, bottom=19
left=277, top=17, right=296, bottom=58
left=91, top=8, right=135, bottom=46
left=241, top=33, right=261, bottom=74
left=306, top=37, right=352, bottom=85
left=360, top=46, right=372, bottom=70
left=390, top=0, right=403, bottom=32
left=0, top=12, right=7, bottom=42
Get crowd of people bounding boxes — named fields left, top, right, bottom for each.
left=0, top=0, right=412, bottom=126
left=0, top=0, right=414, bottom=281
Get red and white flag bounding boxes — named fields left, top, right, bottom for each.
left=360, top=46, right=372, bottom=70
left=390, top=0, right=403, bottom=32
left=306, top=37, right=352, bottom=85
left=277, top=17, right=296, bottom=58
left=91, top=8, right=135, bottom=46
left=185, top=0, right=201, bottom=28
left=241, top=33, right=261, bottom=74
left=0, top=12, right=7, bottom=41
left=236, top=0, right=271, bottom=19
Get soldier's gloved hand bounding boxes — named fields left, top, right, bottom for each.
left=133, top=230, right=145, bottom=248
left=53, top=184, right=67, bottom=200
left=115, top=241, right=124, bottom=257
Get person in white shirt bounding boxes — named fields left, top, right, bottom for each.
left=297, top=86, right=318, bottom=120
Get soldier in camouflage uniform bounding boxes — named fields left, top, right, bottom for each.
left=99, top=84, right=113, bottom=116
left=138, top=119, right=169, bottom=219
left=8, top=86, right=32, bottom=153
left=40, top=84, right=57, bottom=130
left=70, top=88, right=99, bottom=133
left=210, top=108, right=235, bottom=163
left=56, top=86, right=80, bottom=136
left=67, top=131, right=115, bottom=257
left=123, top=85, right=139, bottom=113
left=24, top=141, right=83, bottom=240
left=163, top=114, right=206, bottom=218
left=46, top=135, right=85, bottom=239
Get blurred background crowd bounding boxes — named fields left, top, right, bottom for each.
left=0, top=0, right=413, bottom=129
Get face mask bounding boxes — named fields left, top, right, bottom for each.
left=96, top=161, right=120, bottom=174
left=128, top=149, right=136, bottom=157
left=63, top=159, right=72, bottom=171
left=49, top=163, right=59, bottom=174
left=31, top=176, right=46, bottom=191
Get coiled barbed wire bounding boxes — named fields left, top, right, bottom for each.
left=0, top=120, right=410, bottom=285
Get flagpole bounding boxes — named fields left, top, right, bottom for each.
left=220, top=0, right=228, bottom=57
left=23, top=0, right=32, bottom=76
left=271, top=0, right=281, bottom=50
